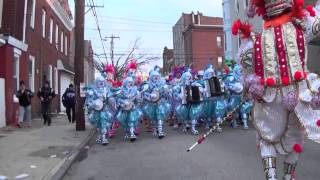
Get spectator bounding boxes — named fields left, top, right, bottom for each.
left=62, top=84, right=76, bottom=123
left=16, top=81, right=34, bottom=128
left=37, top=81, right=55, bottom=126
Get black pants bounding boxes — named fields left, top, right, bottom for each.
left=41, top=103, right=51, bottom=126
left=66, top=106, right=75, bottom=123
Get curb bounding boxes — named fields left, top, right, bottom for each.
left=48, top=128, right=96, bottom=180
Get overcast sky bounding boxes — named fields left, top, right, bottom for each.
left=68, top=0, right=223, bottom=72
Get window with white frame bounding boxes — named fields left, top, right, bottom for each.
left=54, top=67, right=58, bottom=93
left=30, top=0, right=36, bottom=29
left=55, top=25, right=59, bottom=49
left=48, top=65, right=53, bottom=88
left=60, top=31, right=64, bottom=53
left=65, top=34, right=68, bottom=56
left=28, top=55, right=35, bottom=92
left=0, top=0, right=3, bottom=29
left=49, top=18, right=53, bottom=44
left=217, top=36, right=222, bottom=48
left=13, top=53, right=20, bottom=92
left=41, top=9, right=46, bottom=38
left=235, top=0, right=239, bottom=14
left=218, top=57, right=223, bottom=67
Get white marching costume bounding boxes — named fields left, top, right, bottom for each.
left=234, top=0, right=320, bottom=179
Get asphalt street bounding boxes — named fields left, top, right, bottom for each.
left=64, top=125, right=320, bottom=180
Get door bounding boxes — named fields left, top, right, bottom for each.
left=60, top=73, right=73, bottom=112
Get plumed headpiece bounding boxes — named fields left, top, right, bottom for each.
left=104, top=64, right=115, bottom=74
left=172, top=66, right=184, bottom=78
left=126, top=60, right=138, bottom=72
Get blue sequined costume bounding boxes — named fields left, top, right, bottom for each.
left=224, top=65, right=251, bottom=129
left=141, top=67, right=171, bottom=138
left=84, top=76, right=114, bottom=145
left=175, top=70, right=203, bottom=135
left=116, top=77, right=142, bottom=141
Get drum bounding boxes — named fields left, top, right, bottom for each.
left=121, top=100, right=134, bottom=111
left=150, top=90, right=160, bottom=103
left=186, top=85, right=203, bottom=103
left=93, top=99, right=104, bottom=111
left=205, top=77, right=224, bottom=97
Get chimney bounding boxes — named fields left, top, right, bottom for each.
left=197, top=11, right=201, bottom=25
left=191, top=11, right=195, bottom=24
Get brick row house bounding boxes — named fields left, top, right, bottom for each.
left=173, top=12, right=224, bottom=71
left=0, top=0, right=74, bottom=125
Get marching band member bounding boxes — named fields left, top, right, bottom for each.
left=203, top=65, right=226, bottom=132
left=224, top=65, right=245, bottom=129
left=84, top=76, right=115, bottom=145
left=175, top=69, right=203, bottom=135
left=116, top=76, right=142, bottom=142
left=234, top=0, right=320, bottom=179
left=104, top=64, right=120, bottom=137
left=171, top=66, right=184, bottom=129
left=141, top=66, right=171, bottom=138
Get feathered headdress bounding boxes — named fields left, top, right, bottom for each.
left=232, top=19, right=252, bottom=38
left=126, top=60, right=138, bottom=72
left=104, top=64, right=115, bottom=74
left=172, top=66, right=184, bottom=78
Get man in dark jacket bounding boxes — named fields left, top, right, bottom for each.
left=62, top=84, right=76, bottom=123
left=37, top=81, right=55, bottom=126
left=16, top=81, right=34, bottom=128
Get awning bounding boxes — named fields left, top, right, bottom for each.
left=57, top=60, right=75, bottom=75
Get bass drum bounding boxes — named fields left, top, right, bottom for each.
left=93, top=99, right=104, bottom=111
left=150, top=90, right=160, bottom=102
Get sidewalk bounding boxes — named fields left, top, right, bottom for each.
left=0, top=114, right=94, bottom=180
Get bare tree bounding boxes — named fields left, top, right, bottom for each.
left=93, top=38, right=159, bottom=80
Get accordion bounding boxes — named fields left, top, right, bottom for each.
left=181, top=86, right=203, bottom=104
left=204, top=77, right=224, bottom=97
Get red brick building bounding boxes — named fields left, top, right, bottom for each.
left=0, top=0, right=73, bottom=125
left=173, top=12, right=224, bottom=70
left=162, top=47, right=174, bottom=75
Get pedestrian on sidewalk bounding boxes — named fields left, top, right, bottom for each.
left=37, top=81, right=56, bottom=126
left=62, top=84, right=76, bottom=123
left=16, top=80, right=34, bottom=128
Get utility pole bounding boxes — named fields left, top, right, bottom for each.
left=74, top=0, right=85, bottom=131
left=105, top=34, right=120, bottom=62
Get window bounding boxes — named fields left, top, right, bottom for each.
left=60, top=31, right=64, bottom=53
left=48, top=65, right=52, bottom=87
left=0, top=0, right=3, bottom=29
left=218, top=57, right=223, bottom=67
left=13, top=52, right=20, bottom=92
left=49, top=18, right=53, bottom=44
left=41, top=9, right=46, bottom=38
left=55, top=25, right=59, bottom=49
left=54, top=67, right=58, bottom=93
left=235, top=0, right=239, bottom=14
left=217, top=36, right=222, bottom=48
left=65, top=34, right=68, bottom=56
left=28, top=55, right=35, bottom=92
left=30, top=0, right=36, bottom=29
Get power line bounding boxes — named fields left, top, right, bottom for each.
left=87, top=0, right=108, bottom=62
